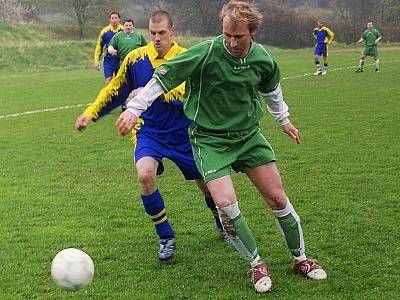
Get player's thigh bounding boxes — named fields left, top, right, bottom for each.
left=135, top=134, right=165, bottom=175
left=244, top=162, right=287, bottom=209
left=232, top=128, right=276, bottom=173
left=189, top=127, right=235, bottom=182
left=206, top=175, right=237, bottom=207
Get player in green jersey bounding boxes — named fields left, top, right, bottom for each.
left=116, top=1, right=327, bottom=293
left=108, top=18, right=147, bottom=64
left=356, top=21, right=382, bottom=73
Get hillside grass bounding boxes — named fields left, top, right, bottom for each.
left=1, top=23, right=400, bottom=299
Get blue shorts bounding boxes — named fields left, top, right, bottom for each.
left=134, top=128, right=201, bottom=180
left=314, top=43, right=328, bottom=56
left=103, top=57, right=119, bottom=78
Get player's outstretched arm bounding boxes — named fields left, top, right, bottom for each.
left=282, top=123, right=301, bottom=144
left=75, top=115, right=92, bottom=131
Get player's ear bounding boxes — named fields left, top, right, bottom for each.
left=171, top=25, right=176, bottom=34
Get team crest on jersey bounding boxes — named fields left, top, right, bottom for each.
left=159, top=66, right=168, bottom=75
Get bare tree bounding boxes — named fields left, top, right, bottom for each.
left=0, top=0, right=35, bottom=21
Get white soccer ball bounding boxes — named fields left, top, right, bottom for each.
left=51, top=248, right=95, bottom=291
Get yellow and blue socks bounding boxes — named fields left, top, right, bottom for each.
left=141, top=189, right=174, bottom=239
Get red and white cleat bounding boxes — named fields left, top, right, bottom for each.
left=293, top=258, right=327, bottom=280
left=250, top=262, right=272, bottom=293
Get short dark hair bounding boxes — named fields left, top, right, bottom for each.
left=124, top=18, right=134, bottom=25
left=110, top=12, right=120, bottom=18
left=150, top=10, right=173, bottom=27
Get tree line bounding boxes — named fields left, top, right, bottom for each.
left=1, top=0, right=399, bottom=47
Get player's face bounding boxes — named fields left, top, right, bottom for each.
left=317, top=20, right=323, bottom=28
left=124, top=22, right=134, bottom=33
left=367, top=22, right=373, bottom=30
left=109, top=14, right=120, bottom=27
left=222, top=16, right=254, bottom=58
left=149, top=18, right=175, bottom=57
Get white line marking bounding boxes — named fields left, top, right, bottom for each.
left=0, top=104, right=90, bottom=119
left=282, top=59, right=400, bottom=80
left=1, top=59, right=399, bottom=120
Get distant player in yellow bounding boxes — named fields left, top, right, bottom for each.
left=93, top=12, right=123, bottom=85
left=356, top=21, right=382, bottom=73
left=313, top=20, right=334, bottom=76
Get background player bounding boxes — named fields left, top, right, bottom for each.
left=356, top=21, right=382, bottom=73
left=108, top=18, right=147, bottom=64
left=313, top=19, right=334, bottom=75
left=76, top=10, right=228, bottom=262
left=93, top=12, right=123, bottom=85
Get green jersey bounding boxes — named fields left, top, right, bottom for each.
left=109, top=31, right=147, bottom=63
left=362, top=28, right=381, bottom=47
left=153, top=35, right=280, bottom=131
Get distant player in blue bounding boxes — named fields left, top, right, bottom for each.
left=93, top=12, right=123, bottom=85
left=76, top=11, right=228, bottom=261
left=313, top=20, right=334, bottom=76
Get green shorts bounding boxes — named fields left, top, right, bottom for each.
left=188, top=125, right=276, bottom=182
left=363, top=45, right=378, bottom=57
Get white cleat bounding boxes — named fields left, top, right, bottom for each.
left=313, top=70, right=322, bottom=76
left=322, top=70, right=327, bottom=75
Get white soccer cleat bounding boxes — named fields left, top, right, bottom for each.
left=313, top=70, right=322, bottom=76
left=293, top=258, right=327, bottom=280
left=322, top=70, right=327, bottom=75
left=250, top=262, right=272, bottom=293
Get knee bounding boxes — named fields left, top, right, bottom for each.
left=265, top=192, right=287, bottom=210
left=137, top=170, right=156, bottom=191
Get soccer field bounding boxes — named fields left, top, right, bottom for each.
left=1, top=47, right=399, bottom=299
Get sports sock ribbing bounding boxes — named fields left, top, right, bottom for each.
left=141, top=189, right=174, bottom=239
left=218, top=202, right=259, bottom=262
left=273, top=199, right=305, bottom=260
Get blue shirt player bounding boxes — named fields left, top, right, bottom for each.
left=94, top=12, right=124, bottom=85
left=313, top=20, right=334, bottom=75
left=77, top=11, right=229, bottom=262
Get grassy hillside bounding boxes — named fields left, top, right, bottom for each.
left=0, top=21, right=211, bottom=72
left=0, top=22, right=95, bottom=71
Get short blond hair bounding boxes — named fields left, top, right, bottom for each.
left=220, top=1, right=263, bottom=33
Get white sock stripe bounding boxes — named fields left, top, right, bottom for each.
left=219, top=202, right=240, bottom=219
left=273, top=199, right=294, bottom=218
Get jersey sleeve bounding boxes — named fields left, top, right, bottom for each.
left=153, top=40, right=210, bottom=92
left=94, top=28, right=105, bottom=63
left=109, top=32, right=119, bottom=50
left=84, top=55, right=134, bottom=120
left=325, top=27, right=334, bottom=44
left=258, top=54, right=281, bottom=94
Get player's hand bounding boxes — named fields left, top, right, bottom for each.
left=116, top=111, right=137, bottom=136
left=110, top=49, right=118, bottom=57
left=95, top=62, right=100, bottom=71
left=282, top=123, right=301, bottom=144
left=75, top=115, right=92, bottom=131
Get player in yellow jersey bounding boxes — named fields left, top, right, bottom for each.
left=313, top=20, right=334, bottom=75
left=93, top=12, right=123, bottom=85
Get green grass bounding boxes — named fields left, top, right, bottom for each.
left=1, top=40, right=400, bottom=299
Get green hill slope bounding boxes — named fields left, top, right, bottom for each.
left=0, top=22, right=94, bottom=71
